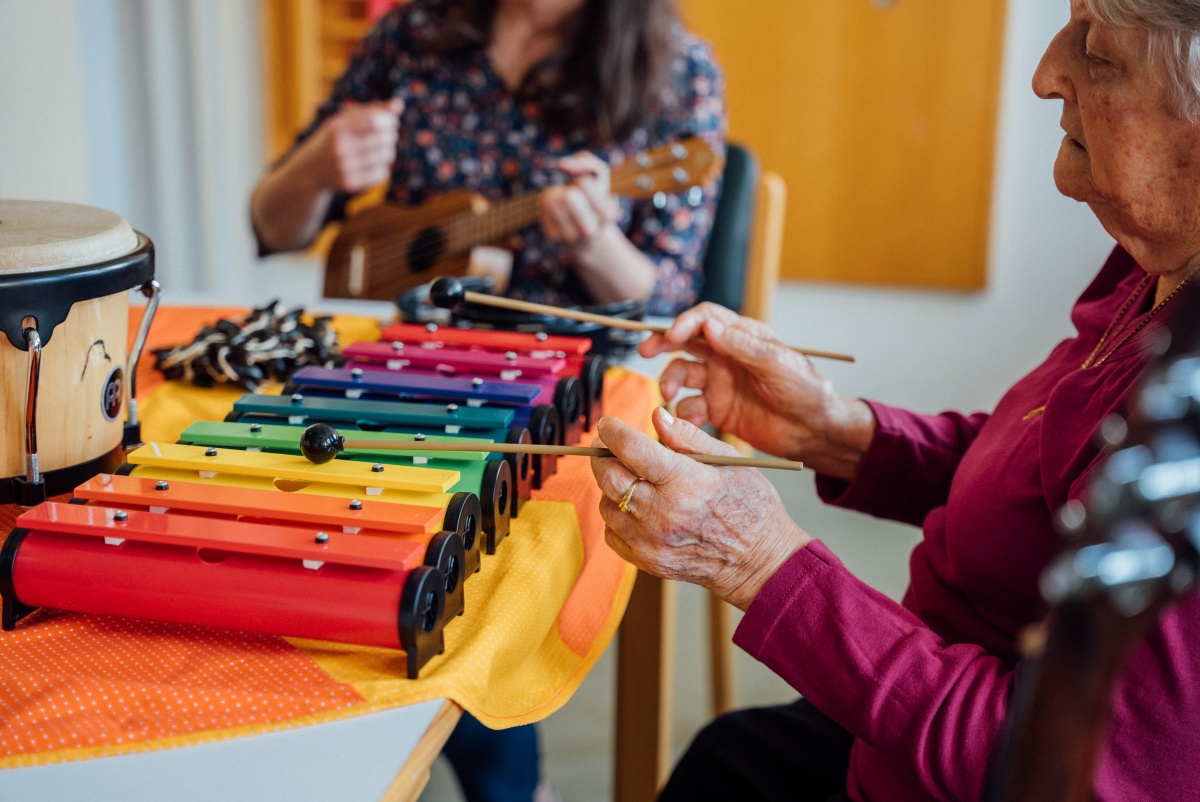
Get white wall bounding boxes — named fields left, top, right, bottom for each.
left=0, top=0, right=89, bottom=202
left=767, top=2, right=1112, bottom=419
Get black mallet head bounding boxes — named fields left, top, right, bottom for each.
left=429, top=276, right=466, bottom=309
left=300, top=423, right=345, bottom=464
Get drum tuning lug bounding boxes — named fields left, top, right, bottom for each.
left=371, top=463, right=384, bottom=473
left=315, top=532, right=330, bottom=544
left=205, top=447, right=218, bottom=457
left=154, top=481, right=169, bottom=491
left=349, top=500, right=363, bottom=511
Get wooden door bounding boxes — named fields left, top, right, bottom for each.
left=681, top=0, right=1008, bottom=289
left=260, top=0, right=373, bottom=160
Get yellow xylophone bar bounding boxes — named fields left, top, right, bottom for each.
left=126, top=443, right=460, bottom=495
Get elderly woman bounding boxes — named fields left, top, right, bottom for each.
left=590, top=1, right=1200, bottom=799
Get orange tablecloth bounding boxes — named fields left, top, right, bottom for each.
left=0, top=306, right=650, bottom=768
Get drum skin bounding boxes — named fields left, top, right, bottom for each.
left=0, top=292, right=128, bottom=480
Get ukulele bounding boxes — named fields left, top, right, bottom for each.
left=323, top=137, right=723, bottom=301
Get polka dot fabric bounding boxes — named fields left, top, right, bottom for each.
left=0, top=611, right=364, bottom=768
left=0, top=309, right=646, bottom=762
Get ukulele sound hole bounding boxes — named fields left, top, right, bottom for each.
left=409, top=227, right=446, bottom=273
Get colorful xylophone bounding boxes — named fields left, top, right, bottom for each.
left=375, top=322, right=606, bottom=430
left=0, top=320, right=607, bottom=679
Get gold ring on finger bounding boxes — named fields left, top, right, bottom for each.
left=618, top=477, right=644, bottom=514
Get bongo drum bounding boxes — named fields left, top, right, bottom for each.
left=0, top=200, right=158, bottom=506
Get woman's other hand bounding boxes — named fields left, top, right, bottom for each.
left=542, top=151, right=658, bottom=304
left=298, top=98, right=404, bottom=194
left=591, top=409, right=811, bottom=611
left=541, top=151, right=620, bottom=248
left=641, top=303, right=874, bottom=480
left=251, top=98, right=403, bottom=254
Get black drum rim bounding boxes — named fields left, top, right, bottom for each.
left=0, top=233, right=154, bottom=350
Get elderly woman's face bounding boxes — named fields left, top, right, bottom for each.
left=1033, top=2, right=1200, bottom=269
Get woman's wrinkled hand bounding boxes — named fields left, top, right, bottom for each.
left=640, top=303, right=874, bottom=481
left=299, top=98, right=403, bottom=194
left=590, top=408, right=811, bottom=611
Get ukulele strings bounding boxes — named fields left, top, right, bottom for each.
left=345, top=150, right=702, bottom=278
left=352, top=193, right=543, bottom=270
left=355, top=172, right=671, bottom=271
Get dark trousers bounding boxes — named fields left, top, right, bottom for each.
left=442, top=714, right=540, bottom=802
left=659, top=699, right=853, bottom=802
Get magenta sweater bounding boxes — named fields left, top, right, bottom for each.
left=734, top=247, right=1200, bottom=801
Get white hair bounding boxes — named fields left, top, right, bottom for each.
left=1083, top=0, right=1200, bottom=119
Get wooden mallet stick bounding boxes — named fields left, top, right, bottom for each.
left=428, top=276, right=855, bottom=363
left=299, top=424, right=804, bottom=472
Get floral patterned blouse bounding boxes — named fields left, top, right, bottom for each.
left=294, top=0, right=727, bottom=316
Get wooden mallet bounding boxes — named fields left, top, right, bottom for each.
left=299, top=424, right=804, bottom=472
left=427, top=276, right=855, bottom=363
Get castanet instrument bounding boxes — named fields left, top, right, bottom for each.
left=0, top=476, right=451, bottom=679
left=324, top=137, right=723, bottom=301
left=0, top=200, right=160, bottom=506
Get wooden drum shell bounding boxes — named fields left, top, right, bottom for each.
left=0, top=292, right=129, bottom=480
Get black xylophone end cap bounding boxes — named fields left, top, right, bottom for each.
left=300, top=423, right=345, bottom=464
left=429, top=276, right=466, bottom=309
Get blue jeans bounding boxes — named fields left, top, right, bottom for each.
left=442, top=714, right=540, bottom=802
